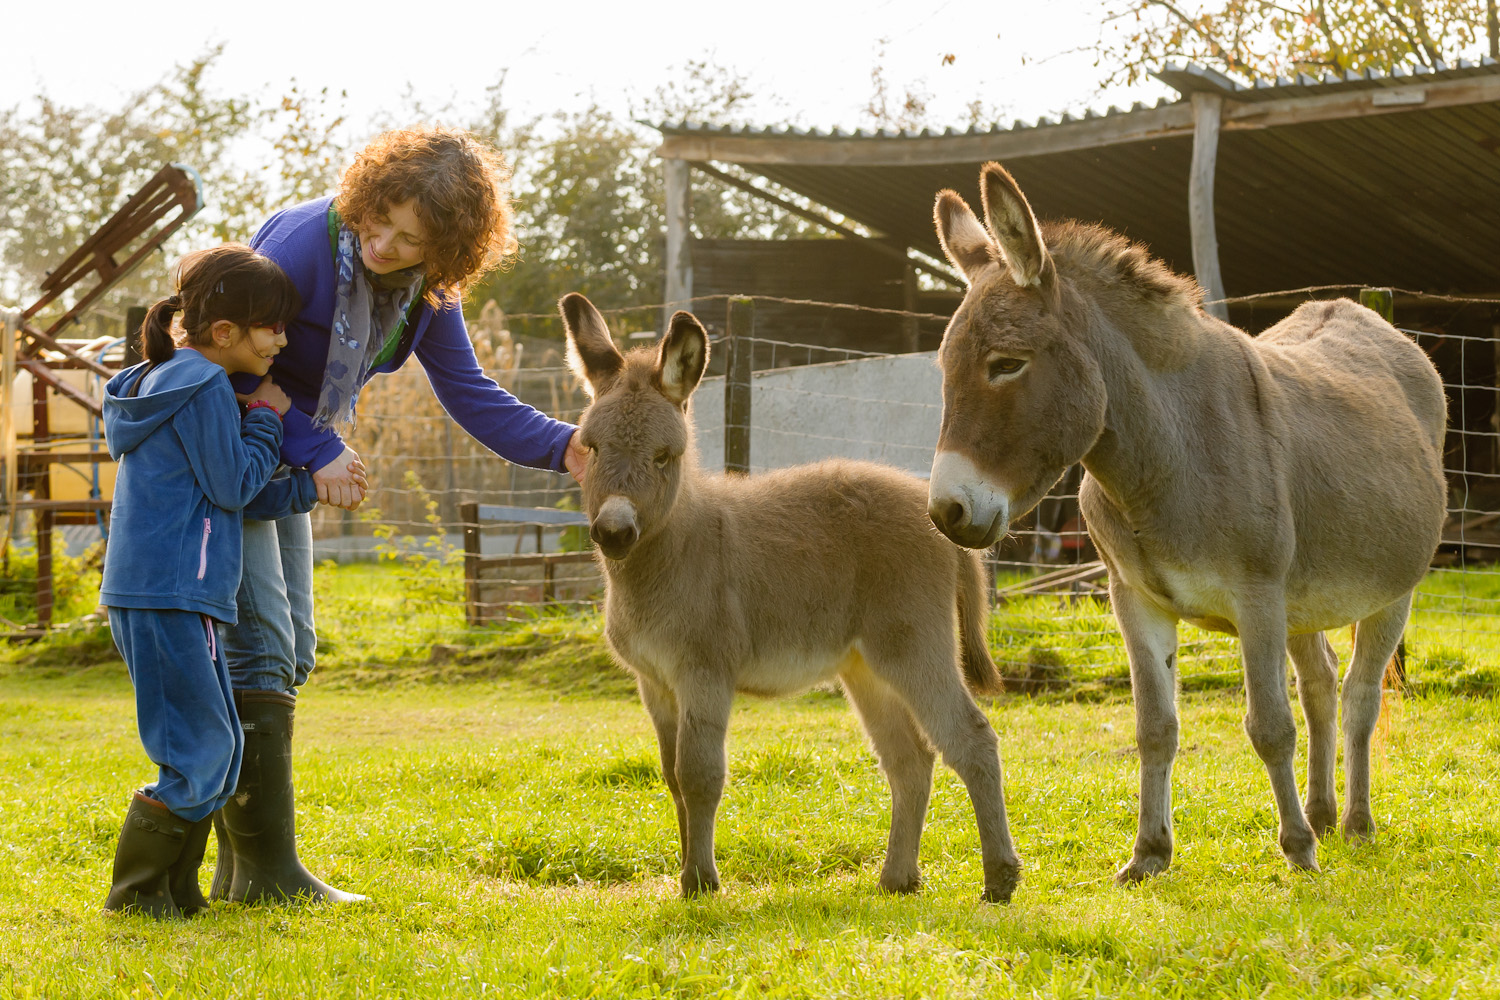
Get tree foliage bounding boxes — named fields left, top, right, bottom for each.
left=1096, top=0, right=1493, bottom=86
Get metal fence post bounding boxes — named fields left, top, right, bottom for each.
left=1359, top=287, right=1394, bottom=323
left=461, top=501, right=481, bottom=627
left=725, top=297, right=753, bottom=475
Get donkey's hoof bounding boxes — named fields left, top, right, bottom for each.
left=680, top=869, right=720, bottom=897
left=1303, top=800, right=1338, bottom=839
left=1114, top=854, right=1170, bottom=885
left=1340, top=810, right=1377, bottom=842
left=981, top=867, right=1021, bottom=904
left=878, top=870, right=922, bottom=895
left=1280, top=827, right=1320, bottom=872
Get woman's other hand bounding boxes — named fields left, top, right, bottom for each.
left=564, top=430, right=588, bottom=485
left=314, top=446, right=367, bottom=510
left=237, top=375, right=291, bottom=415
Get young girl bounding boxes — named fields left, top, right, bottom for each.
left=99, top=244, right=334, bottom=918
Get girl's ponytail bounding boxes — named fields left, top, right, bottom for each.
left=139, top=294, right=182, bottom=364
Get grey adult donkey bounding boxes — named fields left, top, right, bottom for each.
left=924, top=163, right=1446, bottom=881
left=559, top=292, right=1022, bottom=903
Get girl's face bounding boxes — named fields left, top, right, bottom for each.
left=207, top=320, right=288, bottom=377
left=358, top=199, right=428, bottom=275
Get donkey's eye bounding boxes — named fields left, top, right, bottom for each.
left=987, top=356, right=1027, bottom=381
left=654, top=450, right=672, bottom=469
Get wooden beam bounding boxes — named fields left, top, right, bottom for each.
left=664, top=158, right=693, bottom=331
left=1190, top=93, right=1229, bottom=321
left=656, top=73, right=1500, bottom=171
left=690, top=162, right=963, bottom=288
left=656, top=104, right=1197, bottom=167
left=1221, top=73, right=1500, bottom=132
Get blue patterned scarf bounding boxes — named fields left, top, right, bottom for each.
left=312, top=223, right=423, bottom=432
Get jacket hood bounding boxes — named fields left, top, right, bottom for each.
left=104, top=351, right=227, bottom=459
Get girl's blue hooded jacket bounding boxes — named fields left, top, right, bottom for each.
left=100, top=350, right=319, bottom=623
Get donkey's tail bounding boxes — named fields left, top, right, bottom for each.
left=957, top=549, right=1004, bottom=695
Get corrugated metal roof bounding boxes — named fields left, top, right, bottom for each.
left=653, top=60, right=1500, bottom=299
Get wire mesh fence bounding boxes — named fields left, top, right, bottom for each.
left=4, top=289, right=1500, bottom=696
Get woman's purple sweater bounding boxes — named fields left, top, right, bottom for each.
left=231, top=196, right=576, bottom=474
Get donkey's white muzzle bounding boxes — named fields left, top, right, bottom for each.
left=591, top=495, right=641, bottom=559
left=928, top=450, right=1009, bottom=549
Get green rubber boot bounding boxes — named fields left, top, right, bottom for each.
left=103, top=793, right=187, bottom=919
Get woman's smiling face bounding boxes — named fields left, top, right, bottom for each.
left=358, top=199, right=428, bottom=275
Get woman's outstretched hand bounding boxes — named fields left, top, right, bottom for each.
left=314, top=446, right=367, bottom=510
left=564, top=430, right=588, bottom=485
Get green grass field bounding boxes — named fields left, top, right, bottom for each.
left=2, top=561, right=1499, bottom=998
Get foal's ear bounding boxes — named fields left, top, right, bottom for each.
left=979, top=162, right=1056, bottom=297
left=934, top=189, right=998, bottom=284
left=655, top=310, right=709, bottom=407
left=560, top=292, right=624, bottom=398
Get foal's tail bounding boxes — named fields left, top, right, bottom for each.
left=957, top=550, right=1004, bottom=695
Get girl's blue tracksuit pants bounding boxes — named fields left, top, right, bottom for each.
left=107, top=607, right=243, bottom=822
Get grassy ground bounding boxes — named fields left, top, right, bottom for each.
left=2, top=563, right=1499, bottom=997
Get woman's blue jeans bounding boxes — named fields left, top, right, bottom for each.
left=221, top=512, right=316, bottom=694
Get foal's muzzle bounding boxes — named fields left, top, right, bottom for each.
left=590, top=495, right=641, bottom=560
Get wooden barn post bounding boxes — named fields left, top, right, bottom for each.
left=724, top=297, right=753, bottom=475
left=664, top=159, right=694, bottom=333
left=1189, top=92, right=1229, bottom=322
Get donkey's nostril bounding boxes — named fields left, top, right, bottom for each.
left=591, top=521, right=639, bottom=555
left=928, top=496, right=968, bottom=533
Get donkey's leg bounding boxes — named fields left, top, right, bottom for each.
left=863, top=637, right=1020, bottom=903
left=1342, top=593, right=1412, bottom=840
left=1238, top=594, right=1318, bottom=871
left=673, top=674, right=735, bottom=897
left=1287, top=632, right=1339, bottom=837
left=635, top=675, right=688, bottom=863
left=839, top=657, right=936, bottom=895
left=1111, top=584, right=1182, bottom=882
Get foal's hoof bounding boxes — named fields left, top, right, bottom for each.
left=1114, top=854, right=1170, bottom=885
left=1340, top=810, right=1377, bottom=843
left=1280, top=829, right=1320, bottom=872
left=877, top=870, right=922, bottom=896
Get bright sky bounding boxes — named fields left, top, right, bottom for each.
left=1, top=0, right=1171, bottom=135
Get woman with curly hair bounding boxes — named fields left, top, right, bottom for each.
left=215, top=127, right=586, bottom=905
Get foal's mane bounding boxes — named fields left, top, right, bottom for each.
left=1043, top=220, right=1203, bottom=310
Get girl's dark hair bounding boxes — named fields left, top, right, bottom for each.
left=138, top=244, right=301, bottom=364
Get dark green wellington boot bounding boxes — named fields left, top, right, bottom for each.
left=217, top=690, right=366, bottom=904
left=166, top=814, right=215, bottom=915
left=208, top=812, right=234, bottom=901
left=102, top=793, right=188, bottom=919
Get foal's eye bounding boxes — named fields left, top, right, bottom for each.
left=987, top=356, right=1027, bottom=381
left=654, top=450, right=672, bottom=469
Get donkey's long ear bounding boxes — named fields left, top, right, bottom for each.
left=934, top=189, right=998, bottom=284
left=560, top=293, right=624, bottom=398
left=655, top=310, right=709, bottom=407
left=980, top=162, right=1056, bottom=296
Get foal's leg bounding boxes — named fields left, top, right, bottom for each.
left=839, top=657, right=937, bottom=895
left=672, top=673, right=735, bottom=896
left=862, top=636, right=1020, bottom=903
left=1238, top=592, right=1318, bottom=871
left=1342, top=593, right=1412, bottom=840
left=636, top=675, right=688, bottom=859
left=1287, top=632, right=1339, bottom=836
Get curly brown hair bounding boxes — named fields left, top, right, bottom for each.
left=337, top=126, right=518, bottom=308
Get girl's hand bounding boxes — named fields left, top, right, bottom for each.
left=314, top=446, right=367, bottom=510
left=237, top=375, right=291, bottom=416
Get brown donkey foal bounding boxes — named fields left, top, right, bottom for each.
left=560, top=292, right=1021, bottom=903
left=925, top=163, right=1446, bottom=882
